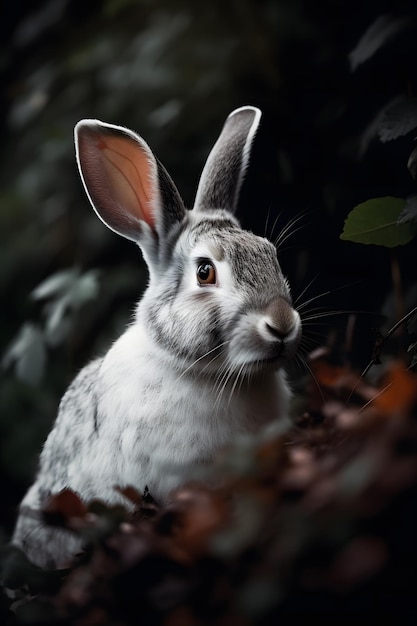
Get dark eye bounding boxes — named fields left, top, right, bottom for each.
left=197, top=262, right=216, bottom=285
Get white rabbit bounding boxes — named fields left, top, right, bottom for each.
left=12, top=106, right=301, bottom=568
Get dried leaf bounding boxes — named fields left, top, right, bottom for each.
left=373, top=362, right=417, bottom=414
left=329, top=537, right=388, bottom=588
left=43, top=489, right=88, bottom=526
left=114, top=485, right=143, bottom=507
left=310, top=359, right=351, bottom=387
left=165, top=486, right=230, bottom=560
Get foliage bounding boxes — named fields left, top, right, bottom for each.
left=1, top=354, right=417, bottom=623
left=348, top=14, right=412, bottom=72
left=340, top=196, right=417, bottom=247
left=340, top=12, right=417, bottom=252
left=3, top=269, right=100, bottom=385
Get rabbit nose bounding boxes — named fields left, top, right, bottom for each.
left=264, top=297, right=296, bottom=340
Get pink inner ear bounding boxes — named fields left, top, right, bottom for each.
left=97, top=134, right=156, bottom=230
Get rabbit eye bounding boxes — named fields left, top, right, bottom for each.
left=197, top=262, right=216, bottom=285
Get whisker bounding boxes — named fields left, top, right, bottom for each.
left=293, top=273, right=321, bottom=307
left=274, top=223, right=306, bottom=250
left=175, top=341, right=230, bottom=382
left=300, top=305, right=376, bottom=324
left=264, top=205, right=272, bottom=238
left=213, top=359, right=235, bottom=410
left=274, top=211, right=307, bottom=250
left=299, top=336, right=322, bottom=352
left=296, top=353, right=326, bottom=405
left=227, top=362, right=246, bottom=410
left=301, top=310, right=363, bottom=322
left=199, top=350, right=227, bottom=378
left=296, top=290, right=333, bottom=312
left=296, top=281, right=362, bottom=313
left=216, top=367, right=236, bottom=411
left=268, top=210, right=282, bottom=242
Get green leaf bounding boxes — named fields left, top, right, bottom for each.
left=340, top=197, right=417, bottom=247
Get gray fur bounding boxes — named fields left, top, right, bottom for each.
left=12, top=106, right=302, bottom=569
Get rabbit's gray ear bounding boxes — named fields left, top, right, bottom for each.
left=193, top=106, right=261, bottom=214
left=75, top=120, right=185, bottom=244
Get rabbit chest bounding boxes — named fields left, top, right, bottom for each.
left=83, top=323, right=289, bottom=502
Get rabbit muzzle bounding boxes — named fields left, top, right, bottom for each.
left=228, top=296, right=301, bottom=372
left=262, top=297, right=301, bottom=360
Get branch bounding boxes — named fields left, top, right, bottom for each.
left=361, top=305, right=417, bottom=378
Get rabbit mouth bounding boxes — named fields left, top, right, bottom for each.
left=248, top=336, right=300, bottom=369
left=248, top=352, right=286, bottom=370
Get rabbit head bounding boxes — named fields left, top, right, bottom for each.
left=75, top=106, right=301, bottom=381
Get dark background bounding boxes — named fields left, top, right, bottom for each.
left=1, top=0, right=416, bottom=540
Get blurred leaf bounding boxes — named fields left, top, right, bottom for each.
left=407, top=144, right=417, bottom=181
left=238, top=578, right=281, bottom=618
left=114, top=485, right=144, bottom=507
left=43, top=489, right=88, bottom=527
left=2, top=323, right=46, bottom=386
left=397, top=194, right=417, bottom=225
left=13, top=0, right=69, bottom=48
left=358, top=97, right=398, bottom=157
left=349, top=14, right=410, bottom=71
left=32, top=268, right=100, bottom=346
left=340, top=197, right=417, bottom=247
left=374, top=362, right=417, bottom=414
left=43, top=301, right=73, bottom=346
left=103, top=0, right=144, bottom=19
left=210, top=493, right=264, bottom=558
left=0, top=544, right=64, bottom=594
left=13, top=597, right=58, bottom=624
left=378, top=97, right=417, bottom=143
left=338, top=455, right=377, bottom=497
left=32, top=268, right=83, bottom=301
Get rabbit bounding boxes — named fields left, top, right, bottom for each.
left=12, top=106, right=302, bottom=569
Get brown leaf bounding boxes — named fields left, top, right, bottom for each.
left=43, top=489, right=88, bottom=526
left=113, top=485, right=143, bottom=507
left=374, top=362, right=417, bottom=415
left=163, top=485, right=230, bottom=562
left=311, top=359, right=352, bottom=388
left=329, top=537, right=388, bottom=589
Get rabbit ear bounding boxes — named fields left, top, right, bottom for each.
left=75, top=120, right=185, bottom=245
left=193, top=106, right=261, bottom=214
